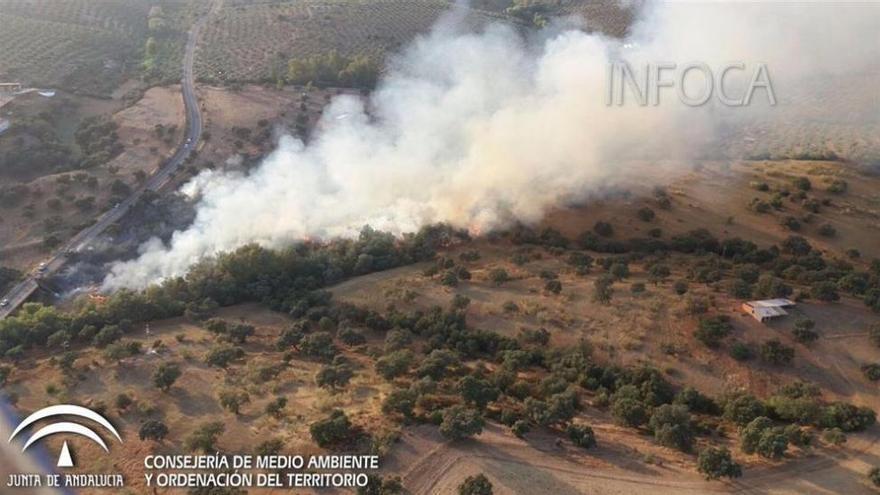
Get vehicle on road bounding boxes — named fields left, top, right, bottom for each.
left=0, top=299, right=8, bottom=307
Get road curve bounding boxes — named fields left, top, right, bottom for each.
left=0, top=8, right=210, bottom=320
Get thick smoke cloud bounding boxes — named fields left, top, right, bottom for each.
left=103, top=2, right=879, bottom=289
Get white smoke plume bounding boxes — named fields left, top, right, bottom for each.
left=103, top=2, right=879, bottom=290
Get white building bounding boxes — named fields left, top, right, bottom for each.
left=742, top=298, right=796, bottom=322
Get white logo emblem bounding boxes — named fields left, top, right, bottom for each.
left=8, top=404, right=123, bottom=468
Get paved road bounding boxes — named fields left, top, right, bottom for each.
left=0, top=9, right=209, bottom=320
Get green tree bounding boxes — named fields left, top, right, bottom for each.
left=697, top=447, right=742, bottom=480
left=316, top=363, right=354, bottom=390
left=740, top=416, right=773, bottom=454
left=153, top=362, right=181, bottom=392
left=218, top=390, right=250, bottom=415
left=376, top=350, right=413, bottom=380
left=611, top=397, right=647, bottom=427
left=458, top=376, right=500, bottom=409
left=649, top=404, right=694, bottom=451
left=310, top=409, right=354, bottom=448
left=139, top=420, right=169, bottom=442
left=724, top=394, right=766, bottom=426
left=440, top=406, right=485, bottom=441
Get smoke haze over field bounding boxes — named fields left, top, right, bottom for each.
left=103, top=2, right=880, bottom=290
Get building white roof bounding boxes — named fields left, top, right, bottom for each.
left=751, top=306, right=789, bottom=319
left=748, top=298, right=795, bottom=308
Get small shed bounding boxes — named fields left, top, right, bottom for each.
left=742, top=298, right=796, bottom=322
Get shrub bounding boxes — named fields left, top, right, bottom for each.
left=811, top=281, right=840, bottom=302
left=760, top=340, right=794, bottom=366
left=695, top=316, right=733, bottom=348
left=729, top=342, right=753, bottom=361
left=869, top=467, right=880, bottom=487
left=544, top=279, right=562, bottom=295
left=418, top=350, right=459, bottom=380
left=819, top=402, right=876, bottom=432
left=310, top=410, right=354, bottom=448
left=794, top=176, right=812, bottom=191
left=648, top=264, right=671, bottom=284
left=870, top=324, right=880, bottom=348
left=637, top=207, right=655, bottom=222
left=756, top=427, right=789, bottom=459
left=511, top=420, right=530, bottom=438
left=766, top=394, right=820, bottom=425
left=382, top=389, right=417, bottom=418
left=93, top=325, right=122, bottom=348
left=781, top=235, right=812, bottom=256
left=205, top=345, right=244, bottom=368
left=864, top=364, right=880, bottom=381
left=697, top=447, right=742, bottom=480
left=218, top=390, right=250, bottom=415
left=594, top=221, right=614, bottom=237
left=674, top=387, right=719, bottom=414
left=818, top=224, right=836, bottom=237
left=488, top=268, right=510, bottom=286
left=265, top=397, right=288, bottom=419
left=609, top=262, right=630, bottom=280
left=300, top=332, right=338, bottom=361
left=185, top=422, right=225, bottom=452
left=441, top=270, right=459, bottom=287
left=339, top=327, right=366, bottom=346
left=593, top=275, right=614, bottom=303
left=827, top=179, right=848, bottom=194
left=792, top=319, right=818, bottom=344
left=724, top=395, right=766, bottom=426
left=673, top=279, right=689, bottom=295
left=781, top=216, right=801, bottom=231
left=566, top=423, right=597, bottom=449
left=740, top=417, right=771, bottom=454
left=784, top=424, right=812, bottom=447
left=458, top=473, right=493, bottom=495
left=822, top=427, right=847, bottom=446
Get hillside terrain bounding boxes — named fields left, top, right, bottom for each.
left=0, top=2, right=879, bottom=494
left=3, top=159, right=880, bottom=494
